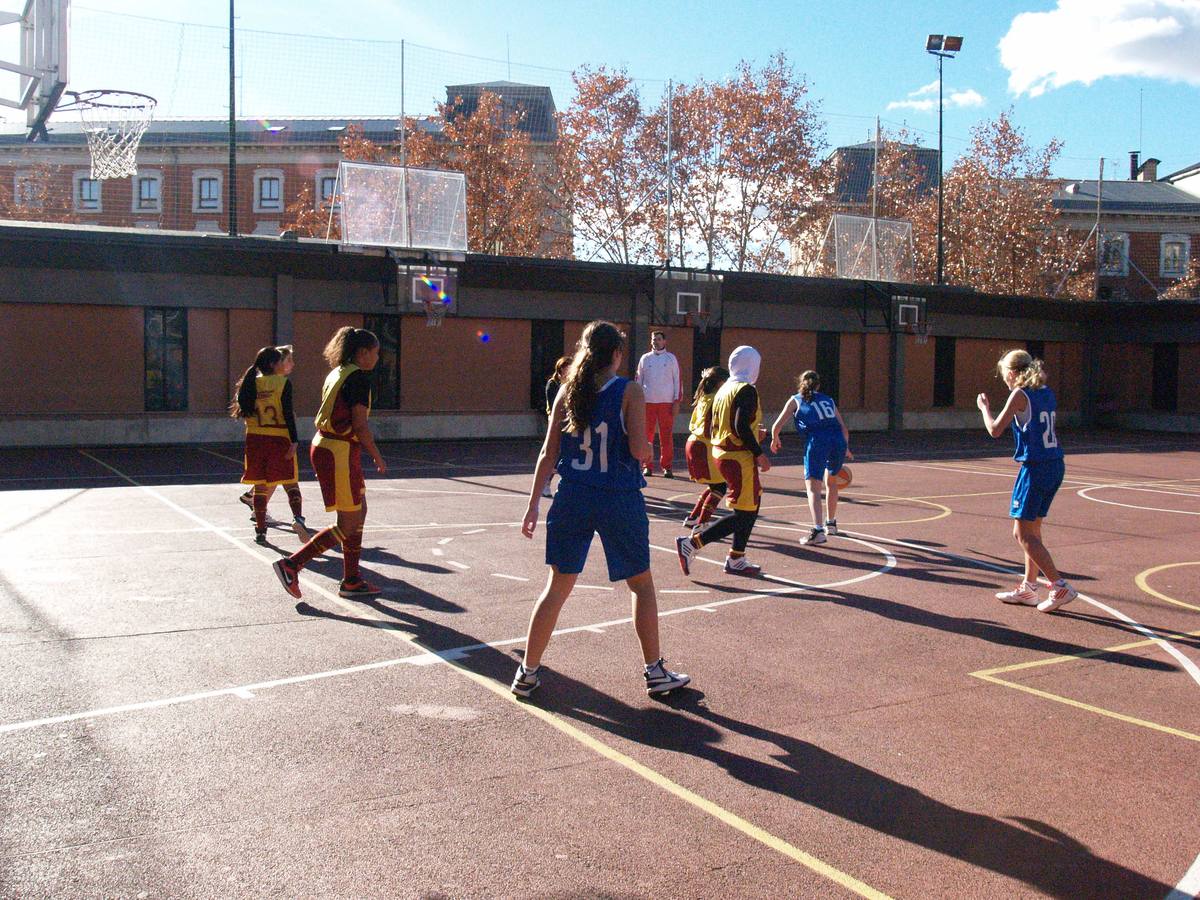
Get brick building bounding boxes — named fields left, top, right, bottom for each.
left=1052, top=154, right=1200, bottom=301
left=0, top=80, right=562, bottom=242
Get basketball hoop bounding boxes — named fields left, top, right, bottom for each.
left=686, top=311, right=711, bottom=335
left=423, top=297, right=450, bottom=327
left=913, top=321, right=932, bottom=345
left=59, top=90, right=157, bottom=180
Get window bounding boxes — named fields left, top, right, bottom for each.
left=13, top=171, right=40, bottom=208
left=134, top=172, right=162, bottom=212
left=193, top=170, right=222, bottom=212
left=815, top=331, right=840, bottom=403
left=1098, top=232, right=1128, bottom=276
left=144, top=308, right=188, bottom=412
left=1161, top=234, right=1190, bottom=278
left=74, top=172, right=101, bottom=212
left=364, top=315, right=400, bottom=409
left=315, top=170, right=338, bottom=209
left=933, top=336, right=956, bottom=408
left=254, top=169, right=284, bottom=212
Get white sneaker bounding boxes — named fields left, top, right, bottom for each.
left=801, top=527, right=827, bottom=545
left=682, top=514, right=700, bottom=528
left=510, top=664, right=541, bottom=698
left=675, top=535, right=697, bottom=575
left=826, top=519, right=838, bottom=536
left=644, top=658, right=690, bottom=695
left=996, top=582, right=1039, bottom=605
left=723, top=555, right=761, bottom=577
left=1038, top=581, right=1078, bottom=613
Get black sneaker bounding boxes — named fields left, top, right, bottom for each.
left=254, top=530, right=268, bottom=545
left=663, top=468, right=674, bottom=479
left=644, top=658, right=690, bottom=695
left=239, top=490, right=254, bottom=508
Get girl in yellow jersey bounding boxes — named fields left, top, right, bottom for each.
left=676, top=346, right=771, bottom=577
left=230, top=345, right=309, bottom=545
left=682, top=366, right=730, bottom=530
left=272, top=327, right=387, bottom=600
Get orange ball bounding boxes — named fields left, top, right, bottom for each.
left=832, top=465, right=853, bottom=489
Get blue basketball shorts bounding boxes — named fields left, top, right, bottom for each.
left=545, top=481, right=650, bottom=582
left=803, top=433, right=847, bottom=481
left=1010, top=458, right=1065, bottom=521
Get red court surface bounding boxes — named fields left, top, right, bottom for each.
left=2, top=429, right=1198, bottom=898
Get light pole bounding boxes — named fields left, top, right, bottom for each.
left=926, top=34, right=962, bottom=285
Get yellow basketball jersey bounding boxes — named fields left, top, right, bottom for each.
left=314, top=364, right=367, bottom=438
left=689, top=391, right=717, bottom=442
left=245, top=374, right=289, bottom=436
left=710, top=381, right=761, bottom=455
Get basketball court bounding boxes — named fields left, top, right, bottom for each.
left=2, top=430, right=1198, bottom=897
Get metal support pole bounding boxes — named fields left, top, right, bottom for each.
left=665, top=79, right=672, bottom=267
left=227, top=0, right=237, bottom=237
left=936, top=53, right=943, bottom=285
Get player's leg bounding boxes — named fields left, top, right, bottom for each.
left=722, top=455, right=762, bottom=575
left=521, top=568, right=579, bottom=671
left=823, top=443, right=846, bottom=534
left=643, top=403, right=658, bottom=475
left=802, top=477, right=827, bottom=545
left=655, top=404, right=675, bottom=475
left=625, top=568, right=691, bottom=693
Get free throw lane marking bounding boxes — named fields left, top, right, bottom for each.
left=1077, top=485, right=1200, bottom=516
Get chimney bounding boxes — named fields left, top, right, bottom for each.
left=1138, top=158, right=1160, bottom=182
left=1129, top=151, right=1139, bottom=180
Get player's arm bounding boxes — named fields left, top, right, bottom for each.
left=769, top=397, right=798, bottom=453
left=977, top=388, right=1026, bottom=438
left=351, top=403, right=386, bottom=473
left=523, top=390, right=566, bottom=538
left=733, top=387, right=770, bottom=472
left=623, top=380, right=651, bottom=465
left=834, top=406, right=854, bottom=460
left=670, top=355, right=681, bottom=413
left=281, top=380, right=299, bottom=459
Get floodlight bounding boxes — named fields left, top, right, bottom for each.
left=943, top=35, right=963, bottom=52
left=926, top=34, right=943, bottom=52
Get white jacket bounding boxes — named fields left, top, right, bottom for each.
left=636, top=350, right=681, bottom=404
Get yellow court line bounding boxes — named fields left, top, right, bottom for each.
left=972, top=630, right=1200, bottom=678
left=970, top=672, right=1200, bottom=744
left=1135, top=562, right=1200, bottom=613
left=80, top=450, right=890, bottom=900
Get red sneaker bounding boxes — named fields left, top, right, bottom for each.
left=272, top=558, right=302, bottom=599
left=338, top=578, right=382, bottom=599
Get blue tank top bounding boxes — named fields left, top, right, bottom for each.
left=1011, top=386, right=1064, bottom=463
left=793, top=392, right=843, bottom=437
left=557, top=377, right=643, bottom=490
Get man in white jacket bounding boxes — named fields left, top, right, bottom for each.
left=636, top=331, right=681, bottom=477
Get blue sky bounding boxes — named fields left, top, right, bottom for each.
left=2, top=0, right=1198, bottom=179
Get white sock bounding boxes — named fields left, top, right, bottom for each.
left=521, top=663, right=538, bottom=674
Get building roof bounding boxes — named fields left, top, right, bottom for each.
left=1162, top=161, right=1200, bottom=183
left=828, top=142, right=939, bottom=205
left=1053, top=179, right=1200, bottom=215
left=0, top=117, right=440, bottom=148
left=443, top=82, right=558, bottom=142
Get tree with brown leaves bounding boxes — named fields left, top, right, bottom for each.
left=0, top=164, right=78, bottom=223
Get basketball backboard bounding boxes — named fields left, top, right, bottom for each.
left=0, top=0, right=69, bottom=140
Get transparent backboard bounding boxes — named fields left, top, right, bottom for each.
left=0, top=0, right=70, bottom=138
left=337, top=161, right=468, bottom=252
left=830, top=214, right=913, bottom=282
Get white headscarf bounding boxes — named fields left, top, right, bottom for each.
left=727, top=345, right=761, bottom=386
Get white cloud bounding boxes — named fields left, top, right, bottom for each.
left=886, top=87, right=986, bottom=112
left=911, top=80, right=941, bottom=97
left=1001, top=0, right=1200, bottom=96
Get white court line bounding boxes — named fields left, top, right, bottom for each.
left=431, top=548, right=444, bottom=557
left=438, top=538, right=454, bottom=545
left=492, top=573, right=530, bottom=582
left=661, top=589, right=710, bottom=594
left=576, top=585, right=615, bottom=591
left=449, top=561, right=470, bottom=570
left=461, top=528, right=486, bottom=535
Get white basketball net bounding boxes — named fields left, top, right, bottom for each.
left=71, top=91, right=157, bottom=180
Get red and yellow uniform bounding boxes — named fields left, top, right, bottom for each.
left=241, top=374, right=298, bottom=487
left=711, top=380, right=763, bottom=512
left=311, top=364, right=372, bottom=512
left=685, top=389, right=723, bottom=485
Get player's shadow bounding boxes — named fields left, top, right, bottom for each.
left=536, top=669, right=1171, bottom=899
left=296, top=557, right=461, bottom=611
left=757, top=539, right=998, bottom=590
left=1046, top=608, right=1200, bottom=650
left=964, top=547, right=1093, bottom=584
left=360, top=545, right=452, bottom=574
left=791, top=583, right=1174, bottom=670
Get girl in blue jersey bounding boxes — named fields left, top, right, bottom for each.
left=513, top=321, right=691, bottom=699
left=977, top=349, right=1077, bottom=612
left=769, top=370, right=853, bottom=546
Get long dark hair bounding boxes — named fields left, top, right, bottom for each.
left=323, top=326, right=379, bottom=368
left=229, top=345, right=284, bottom=418
left=692, top=365, right=729, bottom=405
left=797, top=370, right=820, bottom=403
left=562, top=321, right=626, bottom=435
